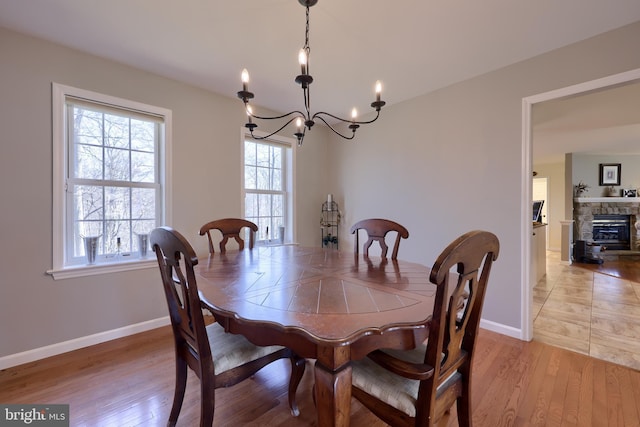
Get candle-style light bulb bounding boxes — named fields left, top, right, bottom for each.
left=241, top=69, right=249, bottom=91
left=246, top=105, right=253, bottom=123
left=296, top=117, right=303, bottom=130
left=351, top=108, right=358, bottom=122
left=375, top=81, right=382, bottom=102
left=298, top=49, right=307, bottom=75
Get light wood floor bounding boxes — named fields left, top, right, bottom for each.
left=2, top=323, right=640, bottom=426
left=533, top=251, right=640, bottom=371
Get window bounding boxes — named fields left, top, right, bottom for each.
left=243, top=135, right=294, bottom=244
left=50, top=83, right=171, bottom=279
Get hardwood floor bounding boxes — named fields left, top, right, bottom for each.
left=573, top=254, right=640, bottom=283
left=533, top=251, right=640, bottom=371
left=2, top=322, right=640, bottom=426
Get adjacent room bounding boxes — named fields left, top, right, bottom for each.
left=531, top=80, right=640, bottom=371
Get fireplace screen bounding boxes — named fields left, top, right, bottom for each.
left=592, top=214, right=630, bottom=250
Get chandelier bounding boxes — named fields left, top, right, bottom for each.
left=237, top=0, right=385, bottom=146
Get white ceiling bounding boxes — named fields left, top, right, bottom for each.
left=1, top=0, right=640, bottom=160
left=533, top=80, right=640, bottom=164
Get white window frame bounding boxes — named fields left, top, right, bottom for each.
left=241, top=130, right=296, bottom=246
left=49, top=83, right=172, bottom=279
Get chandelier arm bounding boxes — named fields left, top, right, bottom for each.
left=249, top=109, right=306, bottom=121
left=314, top=116, right=356, bottom=140
left=313, top=109, right=381, bottom=125
left=247, top=116, right=303, bottom=140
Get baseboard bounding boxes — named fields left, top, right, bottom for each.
left=480, top=318, right=523, bottom=340
left=1, top=315, right=522, bottom=370
left=0, top=316, right=170, bottom=370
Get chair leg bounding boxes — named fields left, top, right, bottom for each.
left=288, top=355, right=307, bottom=416
left=168, top=357, right=188, bottom=427
left=456, top=387, right=472, bottom=427
left=200, top=377, right=215, bottom=427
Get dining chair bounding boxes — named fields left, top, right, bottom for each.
left=350, top=218, right=409, bottom=260
left=198, top=218, right=258, bottom=254
left=351, top=230, right=500, bottom=427
left=150, top=226, right=305, bottom=426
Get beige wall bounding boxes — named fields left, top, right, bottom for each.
left=2, top=20, right=640, bottom=362
left=571, top=153, right=640, bottom=196
left=328, top=22, right=640, bottom=330
left=0, top=27, right=330, bottom=359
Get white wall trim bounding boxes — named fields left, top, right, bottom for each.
left=525, top=69, right=640, bottom=104
left=0, top=313, right=519, bottom=370
left=480, top=319, right=522, bottom=340
left=521, top=98, right=534, bottom=341
left=0, top=316, right=170, bottom=370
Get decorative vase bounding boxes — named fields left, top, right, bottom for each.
left=137, top=233, right=149, bottom=258
left=83, top=236, right=100, bottom=264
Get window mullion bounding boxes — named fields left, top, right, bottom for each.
left=68, top=178, right=158, bottom=189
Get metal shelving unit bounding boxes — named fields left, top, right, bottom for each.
left=320, top=200, right=340, bottom=249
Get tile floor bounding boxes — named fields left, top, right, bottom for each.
left=533, top=251, right=640, bottom=371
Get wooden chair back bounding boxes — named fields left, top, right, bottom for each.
left=150, top=227, right=214, bottom=402
left=199, top=218, right=258, bottom=254
left=352, top=230, right=500, bottom=426
left=350, top=218, right=409, bottom=260
left=150, top=226, right=305, bottom=425
left=422, top=230, right=499, bottom=425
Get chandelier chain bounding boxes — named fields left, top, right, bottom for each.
left=304, top=5, right=310, bottom=51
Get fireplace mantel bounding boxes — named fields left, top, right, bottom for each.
left=575, top=197, right=640, bottom=203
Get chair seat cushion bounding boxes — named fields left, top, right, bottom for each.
left=206, top=322, right=284, bottom=374
left=351, top=345, right=426, bottom=418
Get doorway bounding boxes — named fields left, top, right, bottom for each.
left=521, top=68, right=640, bottom=341
left=532, top=177, right=548, bottom=244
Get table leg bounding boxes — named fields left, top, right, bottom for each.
left=314, top=358, right=352, bottom=426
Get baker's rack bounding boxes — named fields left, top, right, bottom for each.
left=320, top=195, right=340, bottom=249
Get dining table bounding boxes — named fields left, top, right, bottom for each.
left=195, top=245, right=437, bottom=427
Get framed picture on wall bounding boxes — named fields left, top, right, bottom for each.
left=599, top=163, right=621, bottom=186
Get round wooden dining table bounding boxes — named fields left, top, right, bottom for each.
left=196, top=245, right=436, bottom=427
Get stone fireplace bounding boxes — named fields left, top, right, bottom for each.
left=574, top=197, right=640, bottom=251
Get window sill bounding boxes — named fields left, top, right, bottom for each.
left=46, top=258, right=157, bottom=280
